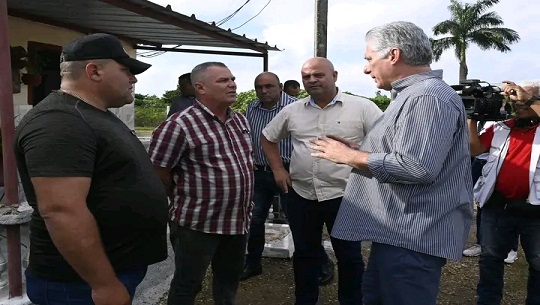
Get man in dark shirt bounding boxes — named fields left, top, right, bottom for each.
left=166, top=73, right=196, bottom=117
left=283, top=79, right=301, bottom=97
left=15, top=33, right=169, bottom=305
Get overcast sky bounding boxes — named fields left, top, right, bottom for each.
left=136, top=0, right=539, bottom=97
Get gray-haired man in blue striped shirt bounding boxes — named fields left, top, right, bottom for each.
left=310, top=21, right=473, bottom=305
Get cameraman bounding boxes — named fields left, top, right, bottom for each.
left=463, top=106, right=520, bottom=264
left=468, top=82, right=540, bottom=305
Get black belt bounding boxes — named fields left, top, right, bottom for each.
left=254, top=163, right=289, bottom=172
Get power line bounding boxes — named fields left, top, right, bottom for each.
left=136, top=0, right=267, bottom=59
left=216, top=0, right=251, bottom=26
left=137, top=45, right=182, bottom=58
left=232, top=0, right=272, bottom=31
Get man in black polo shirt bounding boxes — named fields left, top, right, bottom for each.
left=15, top=33, right=168, bottom=305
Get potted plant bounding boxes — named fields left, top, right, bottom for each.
left=21, top=48, right=46, bottom=87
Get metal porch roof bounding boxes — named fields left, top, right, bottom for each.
left=7, top=0, right=279, bottom=54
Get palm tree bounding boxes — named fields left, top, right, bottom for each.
left=431, top=0, right=520, bottom=81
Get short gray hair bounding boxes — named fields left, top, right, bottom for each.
left=60, top=61, right=87, bottom=80
left=365, top=21, right=433, bottom=66
left=191, top=62, right=228, bottom=84
left=60, top=59, right=110, bottom=80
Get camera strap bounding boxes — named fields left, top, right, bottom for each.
left=514, top=117, right=540, bottom=128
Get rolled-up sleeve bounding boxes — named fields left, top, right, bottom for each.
left=368, top=95, right=462, bottom=184
left=262, top=105, right=291, bottom=143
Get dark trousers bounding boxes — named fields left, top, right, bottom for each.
left=287, top=188, right=364, bottom=305
left=471, top=158, right=518, bottom=250
left=362, top=243, right=446, bottom=305
left=245, top=168, right=290, bottom=267
left=246, top=168, right=330, bottom=268
left=25, top=265, right=147, bottom=305
left=477, top=194, right=540, bottom=305
left=167, top=223, right=246, bottom=305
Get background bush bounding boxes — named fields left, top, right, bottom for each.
left=134, top=90, right=391, bottom=127
left=134, top=93, right=167, bottom=127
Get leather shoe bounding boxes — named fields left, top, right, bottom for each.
left=239, top=265, right=262, bottom=281
left=319, top=259, right=335, bottom=286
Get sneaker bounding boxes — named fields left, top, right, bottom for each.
left=504, top=250, right=518, bottom=264
left=463, top=244, right=482, bottom=257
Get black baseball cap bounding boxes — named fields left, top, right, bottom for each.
left=61, top=33, right=151, bottom=75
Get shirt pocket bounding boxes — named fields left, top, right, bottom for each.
left=191, top=135, right=220, bottom=161
left=325, top=120, right=363, bottom=139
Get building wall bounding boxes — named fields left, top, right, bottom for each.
left=8, top=17, right=136, bottom=129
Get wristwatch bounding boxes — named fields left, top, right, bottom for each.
left=525, top=95, right=540, bottom=106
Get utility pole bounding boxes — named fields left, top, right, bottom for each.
left=314, top=0, right=328, bottom=58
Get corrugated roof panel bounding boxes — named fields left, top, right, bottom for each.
left=7, top=0, right=279, bottom=52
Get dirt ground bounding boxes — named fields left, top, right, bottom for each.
left=160, top=216, right=528, bottom=305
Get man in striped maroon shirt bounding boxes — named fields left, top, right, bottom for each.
left=148, top=62, right=254, bottom=305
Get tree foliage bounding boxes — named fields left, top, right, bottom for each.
left=369, top=91, right=391, bottom=111
left=161, top=89, right=180, bottom=105
left=232, top=89, right=257, bottom=114
left=134, top=107, right=166, bottom=127
left=134, top=93, right=166, bottom=108
left=134, top=89, right=391, bottom=127
left=134, top=93, right=167, bottom=127
left=431, top=0, right=520, bottom=81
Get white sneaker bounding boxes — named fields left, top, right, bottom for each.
left=463, top=244, right=482, bottom=257
left=504, top=250, right=518, bottom=264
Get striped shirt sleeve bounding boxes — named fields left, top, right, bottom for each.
left=368, top=95, right=461, bottom=184
left=149, top=120, right=187, bottom=169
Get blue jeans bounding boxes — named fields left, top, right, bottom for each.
left=287, top=188, right=364, bottom=305
left=167, top=223, right=246, bottom=305
left=245, top=168, right=290, bottom=267
left=25, top=265, right=147, bottom=305
left=477, top=193, right=540, bottom=305
left=363, top=243, right=446, bottom=305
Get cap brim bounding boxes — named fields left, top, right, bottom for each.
left=115, top=57, right=151, bottom=75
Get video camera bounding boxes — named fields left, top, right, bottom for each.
left=451, top=79, right=505, bottom=121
